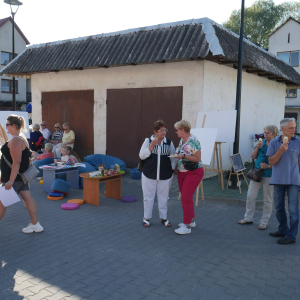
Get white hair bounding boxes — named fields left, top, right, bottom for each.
left=33, top=123, right=40, bottom=130
left=280, top=118, right=296, bottom=128
left=45, top=143, right=53, bottom=152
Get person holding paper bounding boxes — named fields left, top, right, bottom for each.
left=139, top=120, right=176, bottom=227
left=238, top=125, right=278, bottom=230
left=173, top=119, right=204, bottom=235
left=0, top=114, right=44, bottom=233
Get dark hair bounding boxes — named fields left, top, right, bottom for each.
left=153, top=120, right=167, bottom=132
left=7, top=114, right=27, bottom=132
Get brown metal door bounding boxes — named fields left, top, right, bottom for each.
left=107, top=89, right=142, bottom=168
left=141, top=87, right=182, bottom=149
left=42, top=90, right=94, bottom=160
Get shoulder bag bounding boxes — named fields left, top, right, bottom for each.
left=137, top=138, right=151, bottom=172
left=246, top=156, right=266, bottom=183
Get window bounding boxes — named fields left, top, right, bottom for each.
left=1, top=51, right=17, bottom=65
left=286, top=89, right=297, bottom=98
left=277, top=51, right=300, bottom=67
left=288, top=33, right=290, bottom=43
left=1, top=79, right=18, bottom=93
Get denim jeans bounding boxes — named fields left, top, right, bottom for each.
left=274, top=185, right=299, bottom=241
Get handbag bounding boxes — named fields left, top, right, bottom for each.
left=246, top=156, right=266, bottom=183
left=3, top=154, right=39, bottom=184
left=182, top=159, right=199, bottom=171
left=137, top=137, right=151, bottom=172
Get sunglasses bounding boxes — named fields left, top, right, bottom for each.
left=40, top=124, right=46, bottom=126
left=6, top=123, right=12, bottom=126
left=55, top=127, right=60, bottom=128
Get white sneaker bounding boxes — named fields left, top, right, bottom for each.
left=178, top=221, right=196, bottom=228
left=175, top=225, right=191, bottom=235
left=36, top=177, right=43, bottom=181
left=22, top=222, right=44, bottom=233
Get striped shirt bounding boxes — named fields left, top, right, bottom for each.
left=51, top=130, right=63, bottom=142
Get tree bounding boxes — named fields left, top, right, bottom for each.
left=223, top=0, right=300, bottom=48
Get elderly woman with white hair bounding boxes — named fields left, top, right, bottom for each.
left=238, top=125, right=278, bottom=230
left=173, top=119, right=204, bottom=235
left=29, top=123, right=44, bottom=152
left=53, top=122, right=75, bottom=159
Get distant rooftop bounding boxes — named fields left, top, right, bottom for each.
left=1, top=17, right=300, bottom=88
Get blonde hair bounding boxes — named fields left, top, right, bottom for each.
left=264, top=125, right=278, bottom=137
left=61, top=145, right=81, bottom=162
left=54, top=123, right=61, bottom=129
left=62, top=122, right=70, bottom=130
left=174, top=119, right=191, bottom=133
left=45, top=143, right=53, bottom=152
left=7, top=114, right=27, bottom=133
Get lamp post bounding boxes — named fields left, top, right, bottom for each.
left=3, top=0, right=23, bottom=111
left=230, top=0, right=245, bottom=189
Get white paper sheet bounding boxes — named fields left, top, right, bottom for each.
left=196, top=110, right=237, bottom=143
left=0, top=187, right=21, bottom=207
left=190, top=128, right=218, bottom=165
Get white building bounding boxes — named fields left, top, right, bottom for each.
left=1, top=18, right=300, bottom=169
left=268, top=17, right=300, bottom=130
left=0, top=17, right=30, bottom=110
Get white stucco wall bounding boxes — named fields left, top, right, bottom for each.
left=203, top=61, right=286, bottom=169
left=31, top=61, right=205, bottom=154
left=268, top=19, right=300, bottom=108
left=0, top=20, right=27, bottom=102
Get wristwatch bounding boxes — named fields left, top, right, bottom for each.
left=183, top=154, right=186, bottom=159
left=268, top=165, right=270, bottom=168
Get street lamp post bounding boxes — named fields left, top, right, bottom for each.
left=230, top=0, right=245, bottom=189
left=3, top=0, right=23, bottom=111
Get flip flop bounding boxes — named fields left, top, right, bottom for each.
left=143, top=218, right=150, bottom=227
left=238, top=219, right=253, bottom=225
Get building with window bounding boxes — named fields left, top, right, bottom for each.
left=268, top=17, right=300, bottom=129
left=0, top=17, right=30, bottom=110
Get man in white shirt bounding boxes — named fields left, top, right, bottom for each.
left=40, top=121, right=51, bottom=143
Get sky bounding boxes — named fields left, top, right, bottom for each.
left=0, top=0, right=291, bottom=45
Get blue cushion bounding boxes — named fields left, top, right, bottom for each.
left=51, top=179, right=70, bottom=193
left=49, top=192, right=65, bottom=197
left=84, top=154, right=126, bottom=172
left=130, top=168, right=141, bottom=180
left=32, top=158, right=54, bottom=177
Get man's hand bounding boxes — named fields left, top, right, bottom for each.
left=279, top=143, right=288, bottom=153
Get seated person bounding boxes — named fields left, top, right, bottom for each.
left=32, top=143, right=55, bottom=161
left=50, top=123, right=63, bottom=158
left=58, top=145, right=81, bottom=164
left=30, top=123, right=45, bottom=151
left=54, top=122, right=75, bottom=159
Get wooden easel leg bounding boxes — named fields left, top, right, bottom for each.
left=227, top=172, right=232, bottom=189
left=215, top=144, right=220, bottom=183
left=237, top=173, right=241, bottom=194
left=218, top=144, right=224, bottom=190
left=178, top=193, right=181, bottom=201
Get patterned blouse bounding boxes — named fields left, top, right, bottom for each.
left=175, top=134, right=202, bottom=172
left=51, top=130, right=63, bottom=142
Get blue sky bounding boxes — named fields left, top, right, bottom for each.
left=0, top=0, right=290, bottom=45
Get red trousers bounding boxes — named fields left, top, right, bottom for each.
left=177, top=168, right=204, bottom=224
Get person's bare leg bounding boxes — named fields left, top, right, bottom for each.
left=19, top=191, right=38, bottom=224
left=0, top=201, right=6, bottom=220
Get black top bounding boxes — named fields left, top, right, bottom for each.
left=1, top=138, right=30, bottom=182
left=143, top=138, right=173, bottom=180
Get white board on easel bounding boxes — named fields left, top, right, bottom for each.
left=190, top=128, right=218, bottom=165
left=196, top=110, right=236, bottom=143
left=0, top=111, right=30, bottom=139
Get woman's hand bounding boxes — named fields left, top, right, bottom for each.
left=256, top=142, right=263, bottom=149
left=260, top=163, right=269, bottom=169
left=174, top=154, right=184, bottom=159
left=5, top=180, right=14, bottom=190
left=148, top=139, right=158, bottom=151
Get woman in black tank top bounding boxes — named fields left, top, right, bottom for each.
left=0, top=115, right=44, bottom=234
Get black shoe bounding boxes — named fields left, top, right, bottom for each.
left=269, top=231, right=285, bottom=237
left=277, top=237, right=295, bottom=245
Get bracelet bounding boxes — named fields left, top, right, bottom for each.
left=183, top=154, right=186, bottom=159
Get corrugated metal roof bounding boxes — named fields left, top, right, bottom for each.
left=1, top=17, right=300, bottom=87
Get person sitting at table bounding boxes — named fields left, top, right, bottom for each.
left=50, top=123, right=63, bottom=158
left=32, top=143, right=55, bottom=161
left=29, top=124, right=45, bottom=152
left=58, top=145, right=80, bottom=164
left=55, top=123, right=75, bottom=159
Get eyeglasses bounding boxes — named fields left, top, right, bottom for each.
left=6, top=123, right=12, bottom=127
left=157, top=129, right=168, bottom=132
left=264, top=132, right=271, bottom=135
left=41, top=124, right=46, bottom=126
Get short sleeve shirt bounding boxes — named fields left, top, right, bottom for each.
left=175, top=134, right=202, bottom=172
left=266, top=136, right=300, bottom=185
left=62, top=130, right=75, bottom=147
left=254, top=139, right=271, bottom=178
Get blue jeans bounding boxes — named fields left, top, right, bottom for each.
left=274, top=185, right=299, bottom=241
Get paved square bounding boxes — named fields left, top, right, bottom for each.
left=1, top=171, right=300, bottom=300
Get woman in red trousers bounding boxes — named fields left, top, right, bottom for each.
left=173, top=119, right=204, bottom=235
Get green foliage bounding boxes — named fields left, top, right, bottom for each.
left=223, top=0, right=300, bottom=48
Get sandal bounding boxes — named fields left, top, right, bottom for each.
left=143, top=218, right=150, bottom=227
left=161, top=219, right=171, bottom=227
left=238, top=219, right=253, bottom=225
left=258, top=224, right=267, bottom=230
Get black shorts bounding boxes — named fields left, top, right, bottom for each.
left=1, top=181, right=30, bottom=193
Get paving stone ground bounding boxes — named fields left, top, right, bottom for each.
left=1, top=169, right=300, bottom=300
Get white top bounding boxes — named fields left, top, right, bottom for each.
left=61, top=155, right=70, bottom=162
left=139, top=135, right=176, bottom=180
left=40, top=128, right=51, bottom=140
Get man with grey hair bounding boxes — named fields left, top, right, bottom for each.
left=40, top=121, right=51, bottom=142
left=267, top=118, right=300, bottom=245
